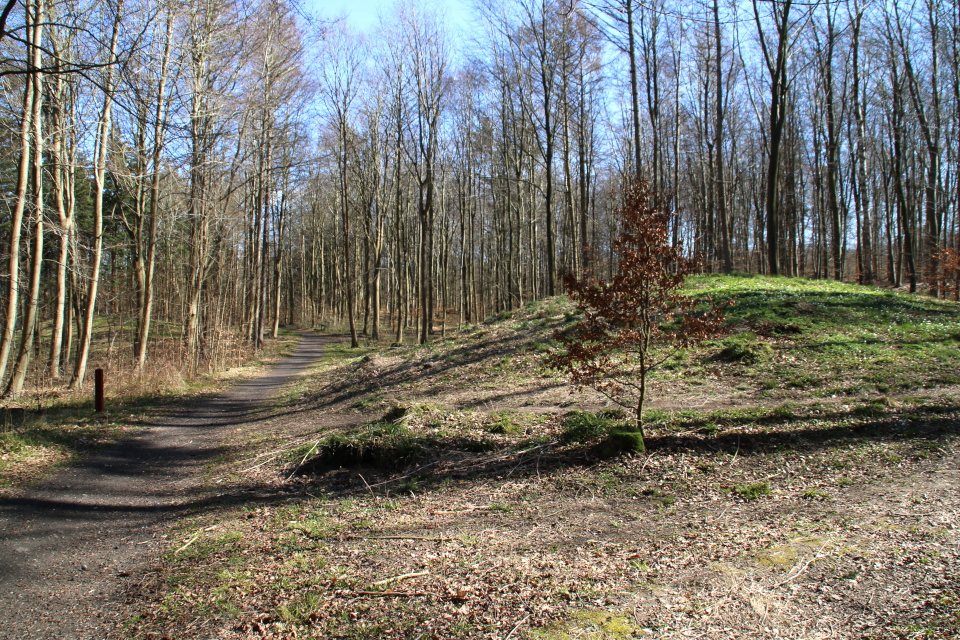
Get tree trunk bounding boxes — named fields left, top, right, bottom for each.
left=69, top=0, right=121, bottom=390
left=0, top=2, right=37, bottom=384
left=5, top=4, right=44, bottom=397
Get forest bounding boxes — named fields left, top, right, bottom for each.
left=0, top=0, right=957, bottom=397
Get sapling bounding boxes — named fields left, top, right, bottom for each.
left=547, top=180, right=730, bottom=450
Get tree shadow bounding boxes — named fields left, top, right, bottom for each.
left=647, top=402, right=958, bottom=456
left=285, top=401, right=959, bottom=498
left=299, top=330, right=561, bottom=413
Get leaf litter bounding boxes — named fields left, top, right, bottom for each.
left=115, top=286, right=960, bottom=640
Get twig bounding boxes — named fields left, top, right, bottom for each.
left=433, top=505, right=495, bottom=514
left=348, top=535, right=448, bottom=541
left=349, top=590, right=427, bottom=597
left=240, top=454, right=282, bottom=474
left=285, top=439, right=323, bottom=480
left=363, top=461, right=439, bottom=489
left=773, top=541, right=830, bottom=588
left=505, top=614, right=531, bottom=640
left=237, top=435, right=314, bottom=463
left=174, top=531, right=201, bottom=556
left=506, top=444, right=555, bottom=477
left=639, top=453, right=654, bottom=474
left=709, top=505, right=731, bottom=522
left=359, top=473, right=376, bottom=498
left=372, top=570, right=430, bottom=586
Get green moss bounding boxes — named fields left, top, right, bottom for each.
left=755, top=537, right=826, bottom=568
left=533, top=609, right=640, bottom=640
left=598, top=428, right=645, bottom=456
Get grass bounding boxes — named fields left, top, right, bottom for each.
left=684, top=275, right=960, bottom=390
left=732, top=480, right=772, bottom=500
left=294, top=420, right=433, bottom=473
left=560, top=410, right=619, bottom=443
left=487, top=410, right=524, bottom=434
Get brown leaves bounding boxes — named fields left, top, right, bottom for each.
left=549, top=180, right=730, bottom=425
left=934, top=246, right=960, bottom=301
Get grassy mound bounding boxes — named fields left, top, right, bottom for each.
left=125, top=276, right=960, bottom=640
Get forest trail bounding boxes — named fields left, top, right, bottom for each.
left=0, top=332, right=328, bottom=640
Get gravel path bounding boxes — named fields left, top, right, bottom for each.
left=0, top=333, right=328, bottom=639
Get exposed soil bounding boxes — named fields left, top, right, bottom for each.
left=0, top=332, right=330, bottom=639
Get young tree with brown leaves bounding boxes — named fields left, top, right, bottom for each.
left=935, top=248, right=960, bottom=302
left=548, top=180, right=729, bottom=448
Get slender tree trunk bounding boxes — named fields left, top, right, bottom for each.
left=754, top=0, right=793, bottom=276
left=714, top=0, right=732, bottom=273
left=343, top=121, right=359, bottom=348
left=627, top=0, right=642, bottom=179
left=271, top=192, right=286, bottom=338
left=136, top=10, right=173, bottom=369
left=0, top=2, right=37, bottom=384
left=70, top=0, right=122, bottom=390
left=5, top=3, right=44, bottom=397
left=850, top=4, right=873, bottom=285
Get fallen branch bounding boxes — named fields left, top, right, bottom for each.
left=773, top=541, right=830, bottom=588
left=286, top=438, right=324, bottom=480
left=362, top=461, right=439, bottom=489
left=372, top=570, right=430, bottom=586
left=505, top=614, right=531, bottom=640
left=240, top=454, right=283, bottom=474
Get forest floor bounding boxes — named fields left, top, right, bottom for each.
left=4, top=275, right=960, bottom=639
left=114, top=275, right=960, bottom=640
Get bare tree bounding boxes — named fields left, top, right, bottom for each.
left=3, top=0, right=44, bottom=397
left=848, top=0, right=873, bottom=284
left=69, top=0, right=123, bottom=390
left=752, top=0, right=797, bottom=275
left=319, top=23, right=364, bottom=348
left=0, top=0, right=42, bottom=384
left=113, top=0, right=177, bottom=369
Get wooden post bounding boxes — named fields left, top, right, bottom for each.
left=95, top=368, right=104, bottom=413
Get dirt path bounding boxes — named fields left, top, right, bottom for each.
left=0, top=333, right=328, bottom=640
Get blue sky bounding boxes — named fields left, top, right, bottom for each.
left=305, top=0, right=472, bottom=33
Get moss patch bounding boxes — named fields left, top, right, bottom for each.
left=755, top=537, right=827, bottom=569
left=534, top=609, right=640, bottom=639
